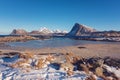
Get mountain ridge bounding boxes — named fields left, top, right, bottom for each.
left=67, top=23, right=120, bottom=37
left=67, top=23, right=96, bottom=36
left=10, top=28, right=67, bottom=35
left=10, top=23, right=120, bottom=37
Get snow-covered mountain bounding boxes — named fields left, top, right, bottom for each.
left=53, top=29, right=68, bottom=33
left=10, top=27, right=68, bottom=35
left=38, top=27, right=68, bottom=34
left=39, top=27, right=53, bottom=34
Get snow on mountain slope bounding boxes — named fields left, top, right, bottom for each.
left=39, top=27, right=53, bottom=34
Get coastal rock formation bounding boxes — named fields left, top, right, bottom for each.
left=10, top=29, right=28, bottom=35
left=67, top=23, right=96, bottom=36
left=0, top=36, right=38, bottom=42
left=91, top=31, right=120, bottom=37
left=67, top=23, right=120, bottom=37
left=66, top=23, right=120, bottom=41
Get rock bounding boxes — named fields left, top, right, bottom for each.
left=2, top=52, right=20, bottom=58
left=78, top=46, right=86, bottom=49
left=104, top=57, right=120, bottom=68
left=86, top=57, right=102, bottom=71
left=80, top=64, right=89, bottom=74
left=103, top=65, right=120, bottom=79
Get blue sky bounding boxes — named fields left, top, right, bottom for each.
left=0, top=0, right=120, bottom=34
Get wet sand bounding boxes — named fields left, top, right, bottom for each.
left=0, top=43, right=120, bottom=58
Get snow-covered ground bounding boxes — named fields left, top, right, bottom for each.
left=0, top=54, right=120, bottom=80
left=0, top=56, right=97, bottom=80
left=0, top=63, right=103, bottom=80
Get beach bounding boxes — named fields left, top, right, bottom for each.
left=0, top=42, right=120, bottom=58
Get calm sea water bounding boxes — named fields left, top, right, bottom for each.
left=6, top=38, right=120, bottom=48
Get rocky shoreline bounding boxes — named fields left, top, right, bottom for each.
left=66, top=23, right=120, bottom=42
left=0, top=36, right=38, bottom=42
left=73, top=37, right=120, bottom=42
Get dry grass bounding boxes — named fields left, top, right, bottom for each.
left=0, top=36, right=37, bottom=42
left=60, top=62, right=74, bottom=71
left=85, top=74, right=97, bottom=80
left=11, top=59, right=30, bottom=68
left=60, top=52, right=83, bottom=75
left=95, top=67, right=103, bottom=77
left=11, top=51, right=35, bottom=69
left=87, top=63, right=93, bottom=69
left=97, top=59, right=104, bottom=67
left=35, top=54, right=56, bottom=69
left=7, top=50, right=120, bottom=79
left=65, top=55, right=71, bottom=63
left=25, top=52, right=34, bottom=58
left=35, top=58, right=45, bottom=69
left=80, top=64, right=89, bottom=74
left=45, top=54, right=56, bottom=62
left=64, top=52, right=82, bottom=63
left=67, top=68, right=74, bottom=76
left=19, top=52, right=34, bottom=59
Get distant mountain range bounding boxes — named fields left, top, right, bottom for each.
left=10, top=23, right=120, bottom=38
left=10, top=27, right=68, bottom=36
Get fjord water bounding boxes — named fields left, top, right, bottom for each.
left=7, top=38, right=120, bottom=48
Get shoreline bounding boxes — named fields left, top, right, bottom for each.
left=0, top=42, right=120, bottom=58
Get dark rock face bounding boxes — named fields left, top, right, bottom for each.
left=10, top=29, right=28, bottom=35
left=67, top=23, right=96, bottom=36
left=104, top=57, right=120, bottom=68
left=67, top=23, right=120, bottom=38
